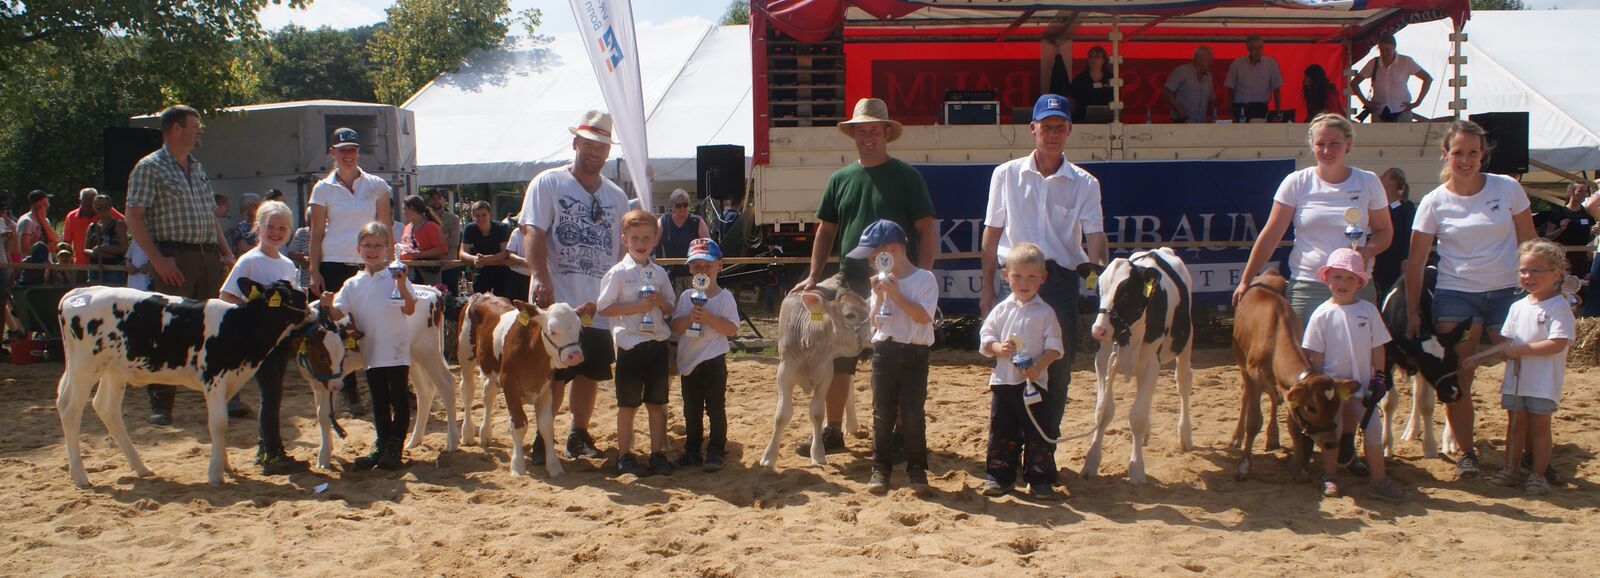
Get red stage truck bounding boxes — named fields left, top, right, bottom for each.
left=745, top=0, right=1477, bottom=309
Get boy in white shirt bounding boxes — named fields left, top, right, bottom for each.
left=978, top=243, right=1064, bottom=500
left=597, top=209, right=676, bottom=477
left=1302, top=248, right=1406, bottom=501
left=851, top=220, right=939, bottom=496
left=322, top=222, right=417, bottom=471
left=669, top=238, right=741, bottom=473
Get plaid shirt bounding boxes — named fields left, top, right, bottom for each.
left=126, top=146, right=218, bottom=245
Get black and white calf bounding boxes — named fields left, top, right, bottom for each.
left=1379, top=267, right=1468, bottom=458
left=57, top=280, right=311, bottom=487
left=1085, top=247, right=1196, bottom=484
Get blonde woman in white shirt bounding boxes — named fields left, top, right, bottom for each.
left=1403, top=119, right=1537, bottom=480
left=1233, top=113, right=1394, bottom=323
left=308, top=127, right=390, bottom=414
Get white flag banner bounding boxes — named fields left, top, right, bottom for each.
left=570, top=0, right=650, bottom=201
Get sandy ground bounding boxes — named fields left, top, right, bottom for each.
left=2, top=347, right=1597, bottom=577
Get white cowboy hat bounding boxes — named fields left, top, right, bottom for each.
left=837, top=98, right=903, bottom=143
left=569, top=110, right=620, bottom=145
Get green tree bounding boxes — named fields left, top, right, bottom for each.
left=367, top=0, right=513, bottom=105
left=721, top=0, right=751, bottom=25
left=1471, top=0, right=1527, bottom=9
left=257, top=25, right=379, bottom=103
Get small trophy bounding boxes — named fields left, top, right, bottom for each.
left=638, top=268, right=658, bottom=328
left=873, top=252, right=895, bottom=324
left=387, top=258, right=406, bottom=303
left=1342, top=206, right=1364, bottom=250
left=687, top=273, right=710, bottom=337
left=1009, top=335, right=1043, bottom=405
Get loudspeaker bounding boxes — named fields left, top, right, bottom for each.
left=1469, top=112, right=1529, bottom=175
left=697, top=145, right=745, bottom=202
left=102, top=127, right=163, bottom=193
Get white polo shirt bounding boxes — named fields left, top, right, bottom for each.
left=985, top=153, right=1104, bottom=269
left=333, top=268, right=413, bottom=370
left=869, top=267, right=939, bottom=346
left=1359, top=54, right=1423, bottom=113
left=309, top=169, right=390, bottom=265
left=979, top=294, right=1064, bottom=387
left=1413, top=174, right=1531, bottom=293
left=596, top=253, right=675, bottom=350
left=1224, top=55, right=1283, bottom=104
left=1499, top=294, right=1575, bottom=403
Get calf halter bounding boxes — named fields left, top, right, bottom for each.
left=542, top=325, right=582, bottom=362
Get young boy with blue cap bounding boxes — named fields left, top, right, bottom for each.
left=670, top=238, right=741, bottom=472
left=851, top=219, right=940, bottom=496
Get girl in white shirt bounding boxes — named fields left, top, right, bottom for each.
left=1233, top=113, right=1394, bottom=325
left=1488, top=239, right=1574, bottom=495
left=1402, top=120, right=1537, bottom=480
left=321, top=222, right=417, bottom=471
left=219, top=201, right=307, bottom=475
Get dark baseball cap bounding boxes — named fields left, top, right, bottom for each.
left=846, top=219, right=908, bottom=259
left=27, top=189, right=48, bottom=206
left=331, top=127, right=360, bottom=149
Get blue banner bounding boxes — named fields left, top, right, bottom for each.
left=922, top=159, right=1295, bottom=313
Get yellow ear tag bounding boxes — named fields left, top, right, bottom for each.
left=1143, top=279, right=1155, bottom=298
left=298, top=342, right=306, bottom=355
left=267, top=293, right=282, bottom=308
left=1338, top=388, right=1352, bottom=402
left=810, top=311, right=824, bottom=322
left=518, top=312, right=531, bottom=326
left=580, top=313, right=593, bottom=327
left=1459, top=331, right=1471, bottom=344
left=344, top=336, right=357, bottom=349
left=248, top=286, right=262, bottom=300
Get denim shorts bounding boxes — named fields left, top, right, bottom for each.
left=1501, top=394, right=1558, bottom=415
left=1432, top=287, right=1519, bottom=328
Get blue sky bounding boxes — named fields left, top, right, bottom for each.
left=258, top=0, right=737, bottom=32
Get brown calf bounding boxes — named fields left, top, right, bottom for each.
left=458, top=294, right=584, bottom=477
left=1231, top=271, right=1359, bottom=483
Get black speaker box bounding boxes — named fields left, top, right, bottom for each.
left=1469, top=112, right=1529, bottom=175
left=697, top=144, right=745, bottom=202
left=102, top=126, right=163, bottom=193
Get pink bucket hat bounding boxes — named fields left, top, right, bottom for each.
left=1317, top=248, right=1370, bottom=285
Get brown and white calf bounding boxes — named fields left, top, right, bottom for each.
left=1230, top=271, right=1359, bottom=483
left=456, top=294, right=584, bottom=477
left=56, top=280, right=311, bottom=487
left=758, top=275, right=871, bottom=468
left=1085, top=247, right=1196, bottom=484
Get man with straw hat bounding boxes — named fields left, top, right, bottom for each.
left=790, top=97, right=937, bottom=456
left=518, top=109, right=629, bottom=464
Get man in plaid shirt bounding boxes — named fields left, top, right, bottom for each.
left=125, top=104, right=241, bottom=425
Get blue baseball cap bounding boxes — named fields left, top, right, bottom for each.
left=686, top=238, right=722, bottom=263
left=846, top=219, right=907, bottom=259
left=1032, top=94, right=1072, bottom=122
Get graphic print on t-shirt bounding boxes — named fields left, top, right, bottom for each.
left=553, top=194, right=615, bottom=280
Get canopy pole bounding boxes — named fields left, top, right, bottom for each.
left=1448, top=22, right=1467, bottom=121
left=1109, top=14, right=1123, bottom=124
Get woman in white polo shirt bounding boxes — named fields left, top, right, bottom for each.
left=1233, top=113, right=1394, bottom=323
left=308, top=127, right=391, bottom=413
left=1403, top=119, right=1536, bottom=480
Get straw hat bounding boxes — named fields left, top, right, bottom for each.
left=569, top=110, right=620, bottom=144
left=837, top=98, right=903, bottom=142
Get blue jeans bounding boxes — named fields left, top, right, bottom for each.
left=1038, top=265, right=1079, bottom=435
left=1585, top=257, right=1600, bottom=317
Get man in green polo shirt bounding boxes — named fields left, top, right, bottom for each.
left=790, top=97, right=938, bottom=455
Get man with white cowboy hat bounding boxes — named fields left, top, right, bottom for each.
left=519, top=109, right=629, bottom=463
left=790, top=97, right=938, bottom=456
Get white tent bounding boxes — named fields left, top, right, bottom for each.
left=403, top=22, right=753, bottom=194
left=1362, top=11, right=1600, bottom=171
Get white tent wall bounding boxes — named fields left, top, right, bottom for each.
left=1360, top=12, right=1600, bottom=172
left=406, top=23, right=754, bottom=210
